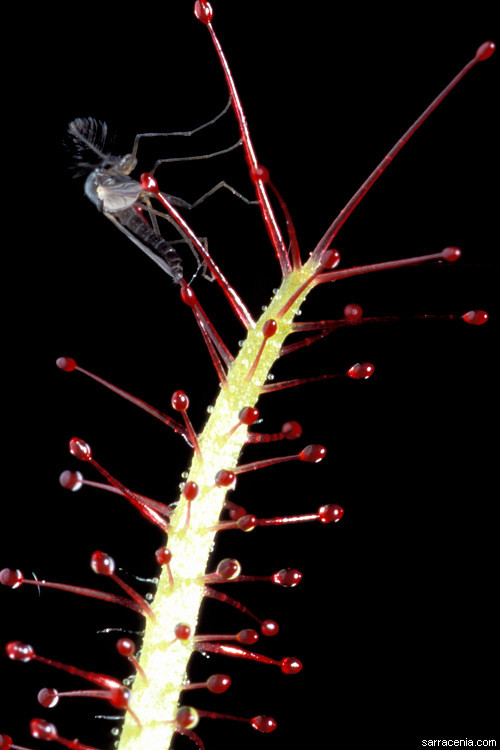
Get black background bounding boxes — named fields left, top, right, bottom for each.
left=1, top=2, right=498, bottom=749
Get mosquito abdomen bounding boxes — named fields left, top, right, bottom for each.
left=117, top=208, right=184, bottom=284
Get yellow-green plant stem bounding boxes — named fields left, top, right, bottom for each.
left=118, top=255, right=320, bottom=750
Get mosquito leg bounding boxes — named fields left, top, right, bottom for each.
left=197, top=238, right=215, bottom=282
left=141, top=199, right=162, bottom=235
left=151, top=181, right=258, bottom=211
left=157, top=193, right=193, bottom=210
left=189, top=182, right=258, bottom=209
left=187, top=239, right=206, bottom=285
left=179, top=235, right=213, bottom=283
left=153, top=236, right=207, bottom=248
left=156, top=183, right=258, bottom=211
left=150, top=139, right=243, bottom=176
left=127, top=96, right=233, bottom=166
left=153, top=184, right=295, bottom=274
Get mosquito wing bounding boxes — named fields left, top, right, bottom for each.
left=105, top=208, right=184, bottom=284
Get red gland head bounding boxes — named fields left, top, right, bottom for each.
left=462, top=310, right=488, bottom=326
left=155, top=547, right=172, bottom=565
left=262, top=319, right=278, bottom=338
left=0, top=568, right=24, bottom=588
left=69, top=437, right=92, bottom=462
left=194, top=0, right=213, bottom=24
left=273, top=568, right=302, bottom=587
left=237, top=514, right=257, bottom=532
left=207, top=673, right=231, bottom=694
left=175, top=623, right=192, bottom=640
left=239, top=407, right=260, bottom=425
left=280, top=656, right=303, bottom=674
left=441, top=246, right=461, bottom=262
left=183, top=481, right=199, bottom=501
left=55, top=356, right=77, bottom=372
left=320, top=248, right=341, bottom=269
left=140, top=172, right=159, bottom=193
left=30, top=719, right=58, bottom=741
left=171, top=390, right=189, bottom=411
left=215, top=469, right=236, bottom=488
left=251, top=164, right=270, bottom=183
left=228, top=503, right=247, bottom=520
left=109, top=685, right=131, bottom=709
left=59, top=469, right=84, bottom=491
left=251, top=716, right=278, bottom=733
left=236, top=629, right=259, bottom=645
left=282, top=421, right=302, bottom=440
left=6, top=641, right=35, bottom=662
left=299, top=444, right=327, bottom=463
left=261, top=619, right=279, bottom=637
left=344, top=303, right=363, bottom=323
left=347, top=362, right=375, bottom=380
left=90, top=551, right=116, bottom=576
left=116, top=638, right=135, bottom=657
left=176, top=706, right=199, bottom=729
left=180, top=284, right=197, bottom=308
left=0, top=736, right=13, bottom=749
left=475, top=41, right=495, bottom=61
left=216, top=558, right=241, bottom=580
left=318, top=504, right=344, bottom=523
left=38, top=687, right=59, bottom=708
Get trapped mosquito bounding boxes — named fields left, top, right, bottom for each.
left=68, top=102, right=244, bottom=286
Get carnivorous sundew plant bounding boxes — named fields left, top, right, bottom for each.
left=2, top=2, right=498, bottom=749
